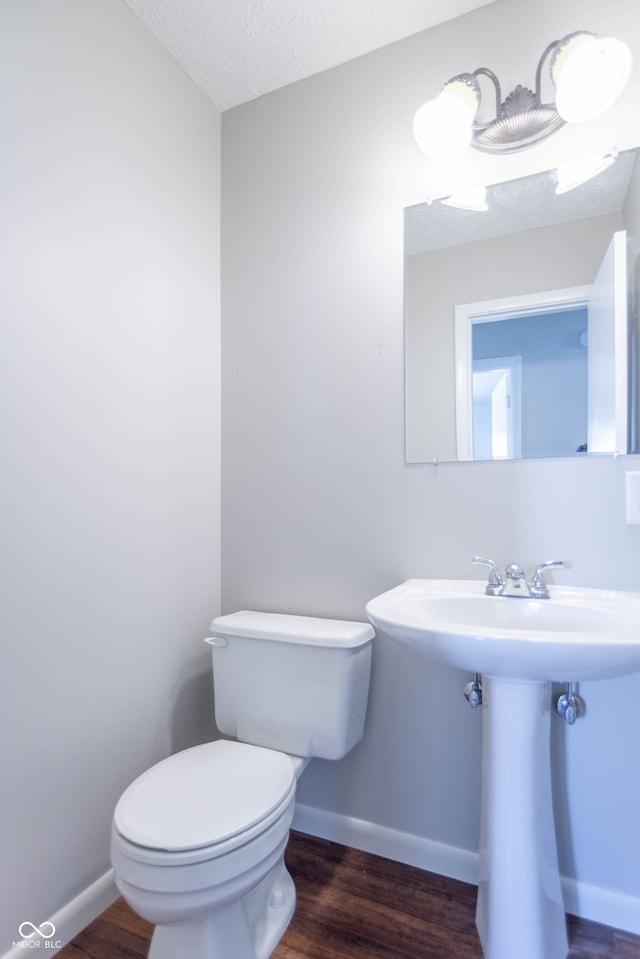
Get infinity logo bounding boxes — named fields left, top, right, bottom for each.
left=18, top=922, right=56, bottom=940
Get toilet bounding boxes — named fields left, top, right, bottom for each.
left=110, top=610, right=374, bottom=959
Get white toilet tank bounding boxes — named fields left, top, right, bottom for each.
left=206, top=611, right=374, bottom=760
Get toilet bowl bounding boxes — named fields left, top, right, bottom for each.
left=111, top=611, right=374, bottom=959
left=111, top=740, right=298, bottom=959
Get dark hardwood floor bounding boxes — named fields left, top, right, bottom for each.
left=59, top=831, right=640, bottom=958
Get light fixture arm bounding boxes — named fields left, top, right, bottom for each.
left=534, top=38, right=562, bottom=109
left=471, top=67, right=502, bottom=122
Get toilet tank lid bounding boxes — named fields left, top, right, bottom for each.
left=209, top=611, right=374, bottom=648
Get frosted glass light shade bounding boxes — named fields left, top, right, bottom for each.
left=413, top=75, right=480, bottom=162
left=552, top=33, right=632, bottom=123
left=555, top=154, right=614, bottom=194
left=441, top=186, right=488, bottom=211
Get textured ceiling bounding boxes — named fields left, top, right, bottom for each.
left=405, top=149, right=637, bottom=255
left=121, top=0, right=496, bottom=111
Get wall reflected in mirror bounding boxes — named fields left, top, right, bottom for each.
left=404, top=149, right=640, bottom=464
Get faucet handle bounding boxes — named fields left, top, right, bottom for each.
left=529, top=560, right=566, bottom=599
left=473, top=556, right=504, bottom=596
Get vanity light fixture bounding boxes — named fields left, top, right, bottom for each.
left=413, top=31, right=632, bottom=162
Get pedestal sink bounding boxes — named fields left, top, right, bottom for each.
left=366, top=579, right=640, bottom=959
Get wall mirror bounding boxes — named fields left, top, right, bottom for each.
left=405, top=148, right=640, bottom=463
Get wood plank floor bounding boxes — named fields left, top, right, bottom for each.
left=58, top=831, right=640, bottom=958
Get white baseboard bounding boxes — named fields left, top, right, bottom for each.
left=293, top=803, right=640, bottom=937
left=293, top=802, right=479, bottom=885
left=2, top=870, right=118, bottom=959
left=561, top=875, right=640, bottom=937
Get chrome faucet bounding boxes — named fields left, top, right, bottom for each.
left=473, top=557, right=566, bottom=598
left=502, top=563, right=528, bottom=596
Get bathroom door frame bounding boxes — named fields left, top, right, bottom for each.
left=454, top=285, right=590, bottom=461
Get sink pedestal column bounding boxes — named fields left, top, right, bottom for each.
left=476, top=677, right=568, bottom=959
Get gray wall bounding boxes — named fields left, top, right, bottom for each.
left=1, top=1, right=221, bottom=952
left=222, top=0, right=640, bottom=927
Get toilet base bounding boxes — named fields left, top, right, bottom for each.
left=146, top=861, right=296, bottom=959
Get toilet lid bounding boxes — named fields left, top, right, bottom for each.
left=114, top=740, right=295, bottom=852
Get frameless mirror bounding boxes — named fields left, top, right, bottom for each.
left=405, top=149, right=640, bottom=463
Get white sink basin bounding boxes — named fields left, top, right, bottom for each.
left=366, top=578, right=640, bottom=681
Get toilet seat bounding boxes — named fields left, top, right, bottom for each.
left=113, top=740, right=296, bottom=863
